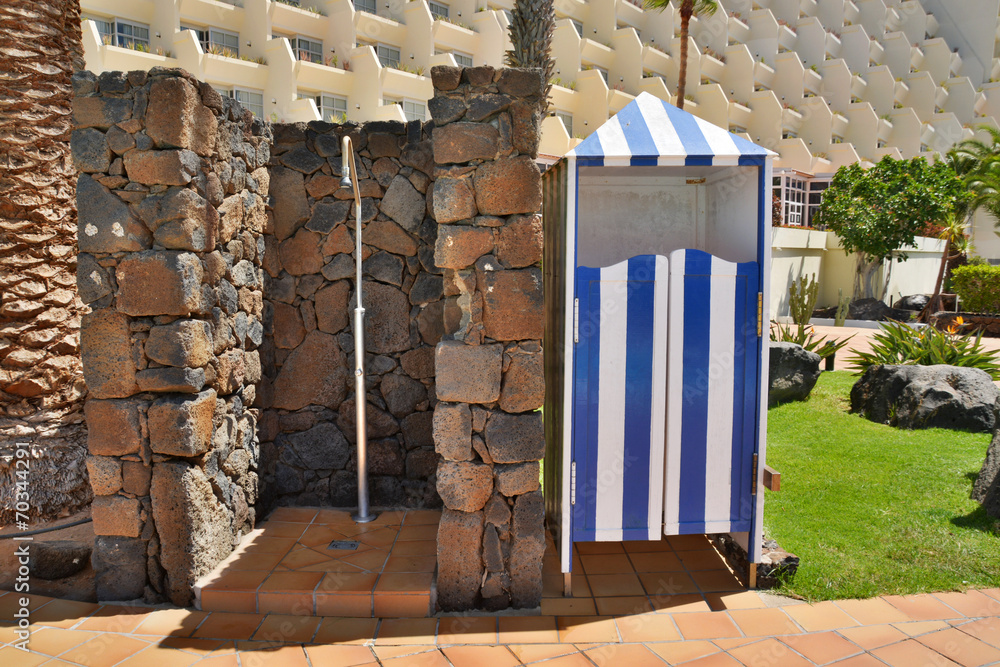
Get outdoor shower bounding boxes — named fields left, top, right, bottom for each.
left=341, top=136, right=376, bottom=524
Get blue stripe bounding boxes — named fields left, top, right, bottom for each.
left=685, top=156, right=714, bottom=166
left=622, top=257, right=656, bottom=531
left=615, top=102, right=659, bottom=160
left=585, top=273, right=603, bottom=533
left=573, top=266, right=599, bottom=538
left=729, top=262, right=758, bottom=523
left=679, top=250, right=710, bottom=528
left=571, top=130, right=606, bottom=158
left=663, top=104, right=714, bottom=161
left=629, top=156, right=658, bottom=167
left=738, top=156, right=767, bottom=166
left=741, top=263, right=760, bottom=522
left=575, top=157, right=606, bottom=166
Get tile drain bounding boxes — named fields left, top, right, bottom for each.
left=327, top=540, right=360, bottom=551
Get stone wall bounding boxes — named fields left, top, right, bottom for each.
left=428, top=66, right=547, bottom=611
left=256, top=119, right=442, bottom=510
left=0, top=2, right=89, bottom=524
left=73, top=68, right=269, bottom=605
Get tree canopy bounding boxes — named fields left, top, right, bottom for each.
left=813, top=155, right=970, bottom=300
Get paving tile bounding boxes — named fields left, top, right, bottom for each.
left=705, top=591, right=767, bottom=611
left=871, top=638, right=962, bottom=667
left=195, top=654, right=241, bottom=667
left=75, top=605, right=150, bottom=633
left=132, top=608, right=207, bottom=637
left=200, top=589, right=258, bottom=614
left=303, top=643, right=377, bottom=666
left=390, top=540, right=437, bottom=556
left=15, top=627, right=98, bottom=656
left=673, top=611, right=742, bottom=640
left=237, top=643, right=311, bottom=666
left=499, top=616, right=561, bottom=644
left=543, top=574, right=592, bottom=598
left=932, top=591, right=1000, bottom=618
left=914, top=627, right=1000, bottom=667
left=653, top=597, right=714, bottom=618
left=575, top=542, right=626, bottom=555
left=441, top=645, right=520, bottom=667
left=379, top=647, right=452, bottom=666
left=250, top=614, right=320, bottom=643
left=677, top=548, right=728, bottom=571
left=204, top=570, right=270, bottom=591
left=884, top=594, right=962, bottom=621
left=583, top=643, right=667, bottom=666
left=834, top=598, right=911, bottom=625
left=27, top=599, right=99, bottom=629
left=317, top=571, right=379, bottom=593
left=979, top=588, right=1000, bottom=603
left=892, top=620, right=950, bottom=636
left=627, top=552, right=685, bottom=572
left=640, top=572, right=700, bottom=596
left=278, top=547, right=334, bottom=569
left=540, top=596, right=598, bottom=616
left=312, top=617, right=378, bottom=644
left=615, top=610, right=682, bottom=642
left=342, top=548, right=391, bottom=571
left=623, top=540, right=674, bottom=553
left=783, top=601, right=861, bottom=632
left=314, top=593, right=372, bottom=617
left=224, top=551, right=287, bottom=571
left=556, top=616, right=620, bottom=643
left=728, top=608, right=801, bottom=637
left=0, top=594, right=50, bottom=622
left=780, top=631, right=862, bottom=664
left=0, top=646, right=47, bottom=667
left=115, top=644, right=201, bottom=667
left=727, top=638, right=814, bottom=667
left=581, top=554, right=635, bottom=575
left=259, top=570, right=323, bottom=593
left=667, top=535, right=713, bottom=551
left=375, top=572, right=434, bottom=594
left=256, top=592, right=315, bottom=616
left=678, top=652, right=743, bottom=666
left=533, top=652, right=603, bottom=666
left=265, top=507, right=318, bottom=523
left=58, top=633, right=152, bottom=666
left=826, top=655, right=886, bottom=667
left=691, top=569, right=744, bottom=593
left=256, top=521, right=310, bottom=538
left=192, top=613, right=265, bottom=640
left=242, top=537, right=299, bottom=554
left=954, top=617, right=1000, bottom=649
left=312, top=508, right=356, bottom=524
left=376, top=618, right=438, bottom=645
left=402, top=510, right=442, bottom=525
left=712, top=637, right=760, bottom=650
left=156, top=636, right=233, bottom=656
left=507, top=643, right=579, bottom=663
left=594, top=595, right=654, bottom=615
left=373, top=593, right=431, bottom=617
left=837, top=624, right=909, bottom=650
left=436, top=616, right=497, bottom=644
left=396, top=525, right=439, bottom=541
left=383, top=555, right=438, bottom=573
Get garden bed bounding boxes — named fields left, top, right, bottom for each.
left=765, top=371, right=1000, bottom=601
left=931, top=312, right=1000, bottom=337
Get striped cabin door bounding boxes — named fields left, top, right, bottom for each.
left=573, top=255, right=669, bottom=542
left=664, top=249, right=759, bottom=536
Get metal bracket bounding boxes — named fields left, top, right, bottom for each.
left=757, top=292, right=763, bottom=337
left=570, top=461, right=577, bottom=505
left=573, top=298, right=579, bottom=344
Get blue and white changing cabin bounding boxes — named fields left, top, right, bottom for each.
left=542, top=92, right=776, bottom=590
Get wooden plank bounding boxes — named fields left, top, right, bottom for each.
left=763, top=465, right=780, bottom=492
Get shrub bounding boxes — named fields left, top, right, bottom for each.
left=847, top=319, right=1000, bottom=379
left=952, top=264, right=1000, bottom=314
left=770, top=322, right=853, bottom=359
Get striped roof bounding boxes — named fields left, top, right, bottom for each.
left=566, top=92, right=775, bottom=167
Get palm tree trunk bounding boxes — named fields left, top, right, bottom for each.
left=677, top=0, right=693, bottom=109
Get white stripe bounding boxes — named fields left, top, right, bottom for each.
left=664, top=249, right=687, bottom=534
left=647, top=255, right=669, bottom=540
left=561, top=158, right=577, bottom=573
left=594, top=114, right=631, bottom=161
left=703, top=255, right=737, bottom=522
left=691, top=114, right=743, bottom=164
left=635, top=93, right=687, bottom=158
left=594, top=260, right=629, bottom=542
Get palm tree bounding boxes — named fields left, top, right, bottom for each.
left=0, top=0, right=85, bottom=411
left=643, top=0, right=718, bottom=110
left=920, top=214, right=972, bottom=320
left=951, top=126, right=1000, bottom=223
left=505, top=0, right=555, bottom=103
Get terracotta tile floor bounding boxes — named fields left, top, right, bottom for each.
left=197, top=508, right=441, bottom=618
left=4, top=509, right=1000, bottom=665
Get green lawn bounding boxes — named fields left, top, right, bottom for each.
left=764, top=371, right=1000, bottom=601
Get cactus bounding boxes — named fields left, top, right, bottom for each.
left=789, top=273, right=819, bottom=325
left=835, top=288, right=850, bottom=327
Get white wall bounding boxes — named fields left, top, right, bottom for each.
left=769, top=228, right=945, bottom=319
left=971, top=208, right=1000, bottom=262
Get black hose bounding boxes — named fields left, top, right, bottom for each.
left=0, top=517, right=92, bottom=539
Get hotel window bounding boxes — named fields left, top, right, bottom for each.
left=87, top=16, right=150, bottom=50
left=453, top=51, right=473, bottom=67
left=429, top=1, right=449, bottom=19
left=772, top=173, right=807, bottom=226
left=377, top=43, right=401, bottom=68
left=806, top=180, right=829, bottom=227
left=183, top=26, right=240, bottom=57
left=293, top=35, right=323, bottom=63
left=216, top=87, right=264, bottom=117
left=403, top=99, right=426, bottom=122
left=316, top=94, right=348, bottom=122
left=354, top=0, right=377, bottom=14
left=555, top=111, right=573, bottom=137
left=571, top=19, right=583, bottom=36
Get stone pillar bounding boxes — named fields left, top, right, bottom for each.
left=429, top=66, right=546, bottom=611
left=74, top=68, right=269, bottom=604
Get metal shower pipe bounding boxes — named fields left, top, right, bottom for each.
left=341, top=136, right=376, bottom=524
